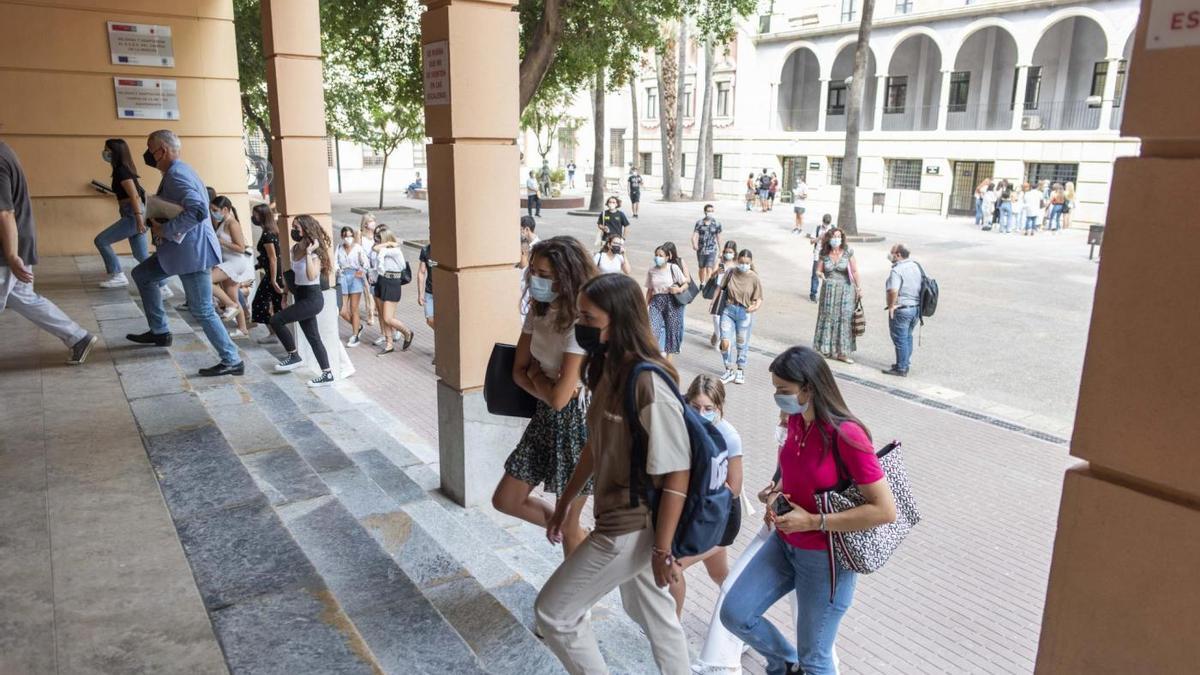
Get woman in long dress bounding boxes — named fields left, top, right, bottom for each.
left=812, top=228, right=861, bottom=364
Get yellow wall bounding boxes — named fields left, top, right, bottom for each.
left=0, top=0, right=248, bottom=256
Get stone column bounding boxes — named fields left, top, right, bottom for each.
left=818, top=79, right=830, bottom=132
left=872, top=74, right=886, bottom=131
left=421, top=0, right=524, bottom=507
left=936, top=70, right=952, bottom=131
left=260, top=0, right=348, bottom=380
left=1098, top=57, right=1121, bottom=131
left=1011, top=65, right=1029, bottom=132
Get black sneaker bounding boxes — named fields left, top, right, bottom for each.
left=881, top=367, right=908, bottom=377
left=785, top=663, right=805, bottom=674
left=274, top=353, right=303, bottom=372
left=198, top=362, right=244, bottom=377
left=126, top=330, right=173, bottom=346
left=67, top=333, right=98, bottom=365
left=307, top=371, right=335, bottom=388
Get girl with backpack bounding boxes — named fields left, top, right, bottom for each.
left=536, top=272, right=691, bottom=675
left=493, top=236, right=598, bottom=557
left=594, top=233, right=632, bottom=276
left=720, top=347, right=897, bottom=675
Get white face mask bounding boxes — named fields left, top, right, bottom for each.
left=723, top=252, right=735, bottom=261
left=830, top=238, right=843, bottom=248
left=343, top=236, right=355, bottom=247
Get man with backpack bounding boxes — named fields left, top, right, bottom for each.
left=756, top=169, right=772, bottom=212
left=882, top=243, right=925, bottom=377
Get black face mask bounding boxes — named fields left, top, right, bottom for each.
left=290, top=229, right=304, bottom=243
left=142, top=148, right=158, bottom=168
left=574, top=323, right=606, bottom=355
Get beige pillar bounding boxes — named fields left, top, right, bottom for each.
left=422, top=0, right=523, bottom=506
left=871, top=74, right=886, bottom=131
left=1097, top=57, right=1121, bottom=132
left=261, top=0, right=347, bottom=379
left=936, top=70, right=952, bottom=132
left=817, top=79, right=830, bottom=132
left=1011, top=65, right=1029, bottom=132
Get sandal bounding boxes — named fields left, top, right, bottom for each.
left=836, top=355, right=855, bottom=364
left=378, top=346, right=395, bottom=356
left=401, top=332, right=414, bottom=351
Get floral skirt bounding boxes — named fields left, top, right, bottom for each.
left=504, top=396, right=591, bottom=495
left=813, top=279, right=856, bottom=356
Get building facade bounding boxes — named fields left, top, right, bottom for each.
left=565, top=0, right=1141, bottom=226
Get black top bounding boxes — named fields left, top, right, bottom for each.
left=256, top=231, right=281, bottom=278
left=419, top=244, right=434, bottom=294
left=0, top=141, right=36, bottom=266
left=598, top=209, right=630, bottom=238
left=111, top=164, right=146, bottom=203
left=628, top=174, right=643, bottom=192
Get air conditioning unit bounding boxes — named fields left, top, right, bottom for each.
left=1021, top=115, right=1043, bottom=131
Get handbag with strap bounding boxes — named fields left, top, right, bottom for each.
left=814, top=434, right=920, bottom=596
left=851, top=299, right=867, bottom=337
left=673, top=279, right=700, bottom=306
left=701, top=274, right=720, bottom=300
left=483, top=343, right=538, bottom=418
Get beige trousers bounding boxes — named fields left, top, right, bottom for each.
left=535, top=526, right=690, bottom=675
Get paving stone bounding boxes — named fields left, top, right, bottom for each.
left=347, top=601, right=489, bottom=675
left=358, top=508, right=467, bottom=591
left=310, top=410, right=421, bottom=467
left=242, top=447, right=330, bottom=507
left=192, top=382, right=247, bottom=408
left=207, top=403, right=289, bottom=454
left=128, top=392, right=211, bottom=438
left=401, top=499, right=520, bottom=590
left=242, top=380, right=307, bottom=424
left=352, top=449, right=428, bottom=505
left=114, top=359, right=188, bottom=400
left=210, top=588, right=378, bottom=675
left=175, top=498, right=322, bottom=611
left=92, top=302, right=145, bottom=321
left=277, top=419, right=354, bottom=474
left=322, top=466, right=402, bottom=519
left=144, top=425, right=263, bottom=520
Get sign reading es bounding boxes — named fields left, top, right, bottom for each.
left=423, top=41, right=450, bottom=106
left=1146, top=0, right=1200, bottom=50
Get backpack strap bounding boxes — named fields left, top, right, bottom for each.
left=623, top=362, right=681, bottom=508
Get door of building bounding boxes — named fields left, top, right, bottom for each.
left=948, top=160, right=994, bottom=216
left=780, top=156, right=808, bottom=203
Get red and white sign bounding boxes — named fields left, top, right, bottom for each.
left=1146, top=0, right=1200, bottom=50
left=423, top=41, right=450, bottom=106
left=113, top=77, right=179, bottom=120
left=107, top=21, right=175, bottom=67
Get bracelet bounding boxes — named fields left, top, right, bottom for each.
left=651, top=546, right=674, bottom=565
left=661, top=488, right=687, bottom=499
left=819, top=512, right=828, bottom=532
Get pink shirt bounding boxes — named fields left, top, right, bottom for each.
left=777, top=417, right=884, bottom=550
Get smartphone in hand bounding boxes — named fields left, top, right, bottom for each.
left=772, top=494, right=794, bottom=516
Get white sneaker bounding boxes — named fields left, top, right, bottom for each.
left=719, top=369, right=736, bottom=384
left=228, top=329, right=248, bottom=339
left=160, top=285, right=174, bottom=300
left=221, top=306, right=238, bottom=322
left=307, top=371, right=335, bottom=388
left=347, top=334, right=360, bottom=347
left=99, top=273, right=128, bottom=288
left=734, top=370, right=746, bottom=385
left=373, top=336, right=387, bottom=347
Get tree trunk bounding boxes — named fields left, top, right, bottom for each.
left=518, top=0, right=570, bottom=112
left=656, top=28, right=679, bottom=201
left=589, top=68, right=606, bottom=212
left=378, top=149, right=389, bottom=209
left=241, top=95, right=274, bottom=170
left=672, top=20, right=687, bottom=200
left=629, top=80, right=640, bottom=173
left=838, top=0, right=876, bottom=236
left=692, top=40, right=715, bottom=200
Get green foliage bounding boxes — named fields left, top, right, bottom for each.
left=233, top=0, right=270, bottom=148
left=692, top=0, right=759, bottom=43
left=550, top=167, right=567, bottom=185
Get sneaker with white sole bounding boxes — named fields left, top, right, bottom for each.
left=274, top=353, right=303, bottom=372
left=66, top=333, right=98, bottom=365
left=307, top=371, right=335, bottom=388
left=228, top=329, right=248, bottom=339
left=347, top=334, right=360, bottom=347
left=160, top=285, right=174, bottom=300
left=719, top=369, right=736, bottom=384
left=99, top=273, right=128, bottom=289
left=734, top=370, right=746, bottom=385
left=373, top=335, right=387, bottom=346
left=221, top=307, right=239, bottom=322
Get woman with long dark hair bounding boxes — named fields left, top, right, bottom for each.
left=645, top=241, right=690, bottom=361
left=209, top=195, right=254, bottom=338
left=813, top=228, right=861, bottom=363
left=270, top=215, right=335, bottom=387
left=707, top=239, right=738, bottom=347
left=536, top=272, right=691, bottom=675
left=720, top=346, right=896, bottom=675
left=717, top=249, right=764, bottom=386
left=94, top=138, right=158, bottom=290
left=250, top=203, right=284, bottom=342
left=493, top=236, right=597, bottom=555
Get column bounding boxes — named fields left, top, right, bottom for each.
left=1011, top=65, right=1029, bottom=132
left=872, top=74, right=886, bottom=131
left=1098, top=57, right=1121, bottom=131
left=818, top=78, right=830, bottom=132
left=936, top=70, right=952, bottom=131
left=261, top=0, right=347, bottom=379
left=422, top=0, right=524, bottom=507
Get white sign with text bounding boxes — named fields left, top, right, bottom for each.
left=423, top=41, right=450, bottom=106
left=114, top=77, right=179, bottom=120
left=1146, top=0, right=1200, bottom=50
left=107, top=22, right=175, bottom=67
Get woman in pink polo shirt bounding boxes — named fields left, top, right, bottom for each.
left=720, top=346, right=897, bottom=675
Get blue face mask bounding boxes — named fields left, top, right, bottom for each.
left=654, top=256, right=667, bottom=267
left=210, top=211, right=224, bottom=223
left=737, top=263, right=751, bottom=273
left=699, top=410, right=718, bottom=423
left=774, top=393, right=810, bottom=416
left=529, top=275, right=558, bottom=303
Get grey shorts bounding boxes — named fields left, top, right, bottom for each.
left=794, top=204, right=806, bottom=215
left=697, top=252, right=717, bottom=268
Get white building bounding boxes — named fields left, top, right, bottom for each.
left=554, top=0, right=1141, bottom=226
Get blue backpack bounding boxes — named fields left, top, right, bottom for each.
left=624, top=362, right=734, bottom=559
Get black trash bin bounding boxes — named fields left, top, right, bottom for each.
left=1088, top=224, right=1105, bottom=260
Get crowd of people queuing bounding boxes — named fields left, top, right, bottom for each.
left=975, top=177, right=1075, bottom=235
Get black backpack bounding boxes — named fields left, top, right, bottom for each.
left=914, top=262, right=938, bottom=321
left=758, top=174, right=772, bottom=191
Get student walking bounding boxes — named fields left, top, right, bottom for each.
left=249, top=203, right=284, bottom=343
left=757, top=170, right=773, bottom=212
left=93, top=138, right=157, bottom=290
left=597, top=196, right=630, bottom=245
left=0, top=139, right=98, bottom=365
left=717, top=250, right=764, bottom=385
left=645, top=242, right=689, bottom=361
left=691, top=204, right=722, bottom=285
left=745, top=173, right=756, bottom=212
left=791, top=178, right=809, bottom=233
left=370, top=230, right=414, bottom=355
left=417, top=242, right=435, bottom=333
left=359, top=213, right=378, bottom=326
left=708, top=240, right=739, bottom=347
left=807, top=214, right=833, bottom=302
left=720, top=346, right=897, bottom=675
left=628, top=166, right=643, bottom=218
left=594, top=234, right=632, bottom=276
left=526, top=171, right=542, bottom=218
left=813, top=229, right=860, bottom=364
left=209, top=195, right=254, bottom=338
left=336, top=225, right=369, bottom=346
left=270, top=215, right=335, bottom=388
left=493, top=236, right=597, bottom=556
left=882, top=244, right=923, bottom=377
left=1062, top=182, right=1076, bottom=230
left=1021, top=182, right=1042, bottom=235
left=535, top=272, right=691, bottom=675
left=981, top=183, right=997, bottom=231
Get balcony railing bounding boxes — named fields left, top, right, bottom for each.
left=881, top=105, right=939, bottom=132
left=778, top=106, right=820, bottom=133
left=945, top=103, right=1014, bottom=131
left=1021, top=100, right=1102, bottom=131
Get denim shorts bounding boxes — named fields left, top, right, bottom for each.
left=339, top=270, right=365, bottom=295
left=697, top=252, right=717, bottom=268
left=423, top=292, right=435, bottom=319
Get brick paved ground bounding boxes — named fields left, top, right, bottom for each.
left=332, top=238, right=1074, bottom=674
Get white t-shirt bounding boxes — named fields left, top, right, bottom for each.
left=714, top=418, right=743, bottom=459
left=1022, top=190, right=1043, bottom=216
left=522, top=308, right=585, bottom=380
left=594, top=251, right=626, bottom=275
left=645, top=263, right=685, bottom=295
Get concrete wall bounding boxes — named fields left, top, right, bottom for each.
left=0, top=0, right=247, bottom=257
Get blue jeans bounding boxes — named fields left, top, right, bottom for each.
left=720, top=304, right=754, bottom=369
left=809, top=260, right=820, bottom=300
left=999, top=201, right=1013, bottom=233
left=974, top=196, right=984, bottom=225
left=1048, top=203, right=1063, bottom=231
left=94, top=202, right=150, bottom=275
left=131, top=255, right=241, bottom=366
left=526, top=194, right=542, bottom=216
left=889, top=305, right=920, bottom=373
left=721, top=535, right=857, bottom=675
left=1024, top=215, right=1038, bottom=233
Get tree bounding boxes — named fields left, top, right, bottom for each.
left=690, top=40, right=713, bottom=200
left=589, top=69, right=606, bottom=211
left=672, top=20, right=687, bottom=200
left=521, top=90, right=577, bottom=167
left=838, top=0, right=877, bottom=236
left=629, top=79, right=640, bottom=176
left=655, top=23, right=681, bottom=201
left=321, top=0, right=425, bottom=209
left=233, top=0, right=272, bottom=169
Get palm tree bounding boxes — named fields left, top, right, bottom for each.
left=838, top=0, right=876, bottom=236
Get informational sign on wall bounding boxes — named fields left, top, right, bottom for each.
left=114, top=78, right=179, bottom=120
left=1146, top=0, right=1200, bottom=50
left=423, top=41, right=450, bottom=106
left=107, top=22, right=175, bottom=67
